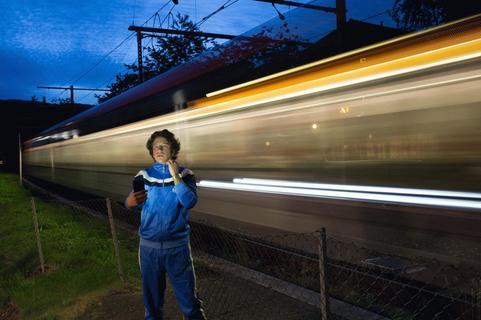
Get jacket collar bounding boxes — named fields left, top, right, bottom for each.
left=153, top=162, right=169, bottom=171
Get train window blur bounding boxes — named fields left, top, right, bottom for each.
left=24, top=10, right=481, bottom=195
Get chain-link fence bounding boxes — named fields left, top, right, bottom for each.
left=324, top=236, right=481, bottom=320
left=190, top=223, right=325, bottom=319
left=22, top=180, right=138, bottom=284
left=189, top=221, right=481, bottom=320
left=22, top=178, right=481, bottom=320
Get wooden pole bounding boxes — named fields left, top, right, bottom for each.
left=31, top=198, right=45, bottom=273
left=18, top=133, right=22, bottom=185
left=106, top=198, right=125, bottom=282
left=473, top=278, right=481, bottom=320
left=318, top=228, right=329, bottom=320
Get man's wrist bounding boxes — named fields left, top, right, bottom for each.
left=173, top=174, right=182, bottom=184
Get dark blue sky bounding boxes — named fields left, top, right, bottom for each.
left=0, top=0, right=395, bottom=105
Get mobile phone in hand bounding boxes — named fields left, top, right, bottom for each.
left=133, top=176, right=145, bottom=192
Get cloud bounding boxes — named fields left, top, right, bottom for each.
left=0, top=47, right=125, bottom=104
left=0, top=0, right=396, bottom=105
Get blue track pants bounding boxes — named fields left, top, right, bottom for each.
left=139, top=243, right=206, bottom=320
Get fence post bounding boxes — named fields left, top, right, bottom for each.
left=18, top=133, right=22, bottom=185
left=473, top=278, right=481, bottom=320
left=31, top=198, right=45, bottom=273
left=318, top=228, right=329, bottom=320
left=106, top=198, right=125, bottom=282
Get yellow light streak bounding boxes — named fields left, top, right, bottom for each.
left=204, top=14, right=481, bottom=99
left=24, top=71, right=481, bottom=154
left=24, top=16, right=481, bottom=153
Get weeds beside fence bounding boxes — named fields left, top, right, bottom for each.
left=21, top=178, right=481, bottom=320
left=0, top=175, right=141, bottom=319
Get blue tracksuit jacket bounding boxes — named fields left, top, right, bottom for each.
left=136, top=162, right=197, bottom=246
left=134, top=163, right=205, bottom=319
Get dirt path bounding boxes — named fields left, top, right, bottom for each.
left=78, top=283, right=185, bottom=320
left=78, top=273, right=321, bottom=320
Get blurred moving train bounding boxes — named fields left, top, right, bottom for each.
left=23, top=14, right=481, bottom=248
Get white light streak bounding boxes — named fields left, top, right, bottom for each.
left=26, top=71, right=481, bottom=153
left=233, top=178, right=481, bottom=200
left=198, top=180, right=481, bottom=210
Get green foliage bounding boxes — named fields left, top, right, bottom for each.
left=143, top=14, right=217, bottom=76
left=96, top=14, right=217, bottom=104
left=390, top=0, right=481, bottom=30
left=95, top=68, right=139, bottom=104
left=49, top=97, right=72, bottom=105
left=0, top=174, right=140, bottom=319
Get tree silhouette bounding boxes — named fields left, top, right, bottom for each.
left=96, top=14, right=217, bottom=103
left=50, top=97, right=72, bottom=105
left=391, top=0, right=481, bottom=30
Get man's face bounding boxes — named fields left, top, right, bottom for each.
left=152, top=137, right=172, bottom=164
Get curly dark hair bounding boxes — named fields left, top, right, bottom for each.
left=146, top=129, right=181, bottom=160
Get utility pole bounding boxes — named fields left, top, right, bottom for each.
left=128, top=25, right=310, bottom=84
left=129, top=26, right=241, bottom=84
left=136, top=31, right=144, bottom=83
left=129, top=26, right=240, bottom=40
left=336, top=0, right=346, bottom=30
left=37, top=86, right=110, bottom=104
left=69, top=85, right=74, bottom=104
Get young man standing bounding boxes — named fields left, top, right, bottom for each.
left=125, top=129, right=206, bottom=320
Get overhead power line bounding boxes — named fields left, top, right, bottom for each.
left=58, top=0, right=172, bottom=91
left=128, top=25, right=238, bottom=40
left=254, top=0, right=346, bottom=30
left=195, top=0, right=240, bottom=28
left=129, top=22, right=311, bottom=83
left=38, top=85, right=109, bottom=105
left=57, top=0, right=242, bottom=102
left=361, top=9, right=390, bottom=23
left=255, top=0, right=337, bottom=13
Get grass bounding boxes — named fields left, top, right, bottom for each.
left=0, top=173, right=141, bottom=319
left=0, top=173, right=356, bottom=319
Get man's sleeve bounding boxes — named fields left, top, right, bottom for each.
left=174, top=170, right=198, bottom=209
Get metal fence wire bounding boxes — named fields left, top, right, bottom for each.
left=323, top=233, right=481, bottom=320
left=22, top=178, right=481, bottom=320
left=190, top=223, right=324, bottom=319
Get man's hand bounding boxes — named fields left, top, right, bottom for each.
left=167, top=160, right=182, bottom=184
left=126, top=190, right=147, bottom=208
